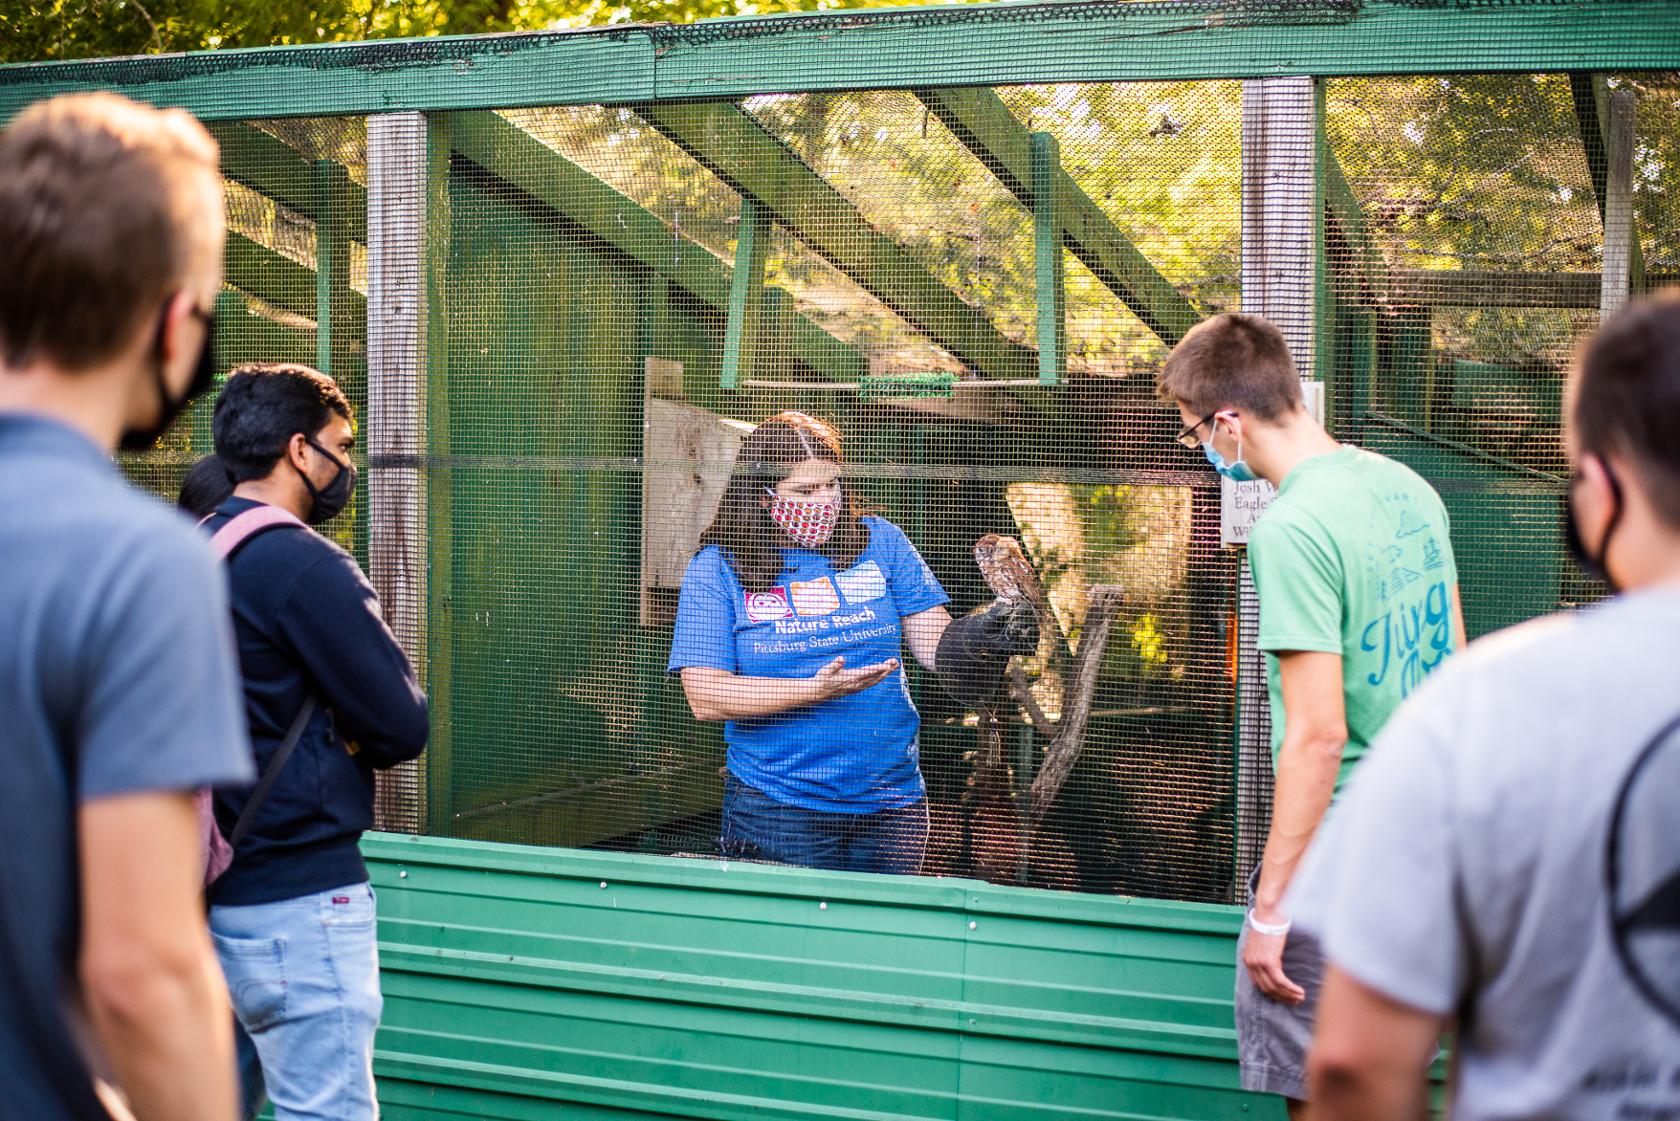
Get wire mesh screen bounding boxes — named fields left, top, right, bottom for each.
left=429, top=87, right=1241, bottom=902
left=1322, top=73, right=1679, bottom=636
left=103, top=61, right=1678, bottom=904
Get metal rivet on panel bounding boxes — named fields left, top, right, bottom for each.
left=819, top=901, right=828, bottom=910
left=968, top=921, right=977, bottom=930
left=600, top=881, right=609, bottom=889
left=398, top=870, right=408, bottom=879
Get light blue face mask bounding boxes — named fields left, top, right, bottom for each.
left=1203, top=419, right=1259, bottom=483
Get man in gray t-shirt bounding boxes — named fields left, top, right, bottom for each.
left=0, top=95, right=252, bottom=1121
left=1291, top=291, right=1680, bottom=1121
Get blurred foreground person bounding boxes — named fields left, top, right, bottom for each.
left=0, top=93, right=251, bottom=1121
left=1296, top=290, right=1680, bottom=1121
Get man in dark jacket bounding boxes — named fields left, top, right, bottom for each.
left=206, top=362, right=429, bottom=1121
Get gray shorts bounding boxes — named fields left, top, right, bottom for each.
left=1234, top=867, right=1325, bottom=1102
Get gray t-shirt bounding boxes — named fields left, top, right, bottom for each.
left=0, top=414, right=253, bottom=1120
left=1291, top=587, right=1680, bottom=1121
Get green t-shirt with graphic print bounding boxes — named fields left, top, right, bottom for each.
left=1249, top=445, right=1460, bottom=794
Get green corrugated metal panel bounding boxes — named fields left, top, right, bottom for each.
left=365, top=834, right=1282, bottom=1121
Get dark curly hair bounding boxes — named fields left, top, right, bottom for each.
left=212, top=362, right=353, bottom=483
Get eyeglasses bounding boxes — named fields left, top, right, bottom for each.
left=1175, top=412, right=1219, bottom=449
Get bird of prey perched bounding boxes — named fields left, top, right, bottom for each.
left=973, top=533, right=1049, bottom=615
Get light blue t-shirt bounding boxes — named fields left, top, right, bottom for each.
left=667, top=516, right=949, bottom=812
left=0, top=414, right=253, bottom=1121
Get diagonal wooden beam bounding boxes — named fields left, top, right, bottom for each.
left=1569, top=72, right=1646, bottom=292
left=207, top=121, right=369, bottom=244
left=915, top=86, right=1201, bottom=347
left=225, top=230, right=366, bottom=342
left=447, top=111, right=862, bottom=384
left=638, top=100, right=1038, bottom=383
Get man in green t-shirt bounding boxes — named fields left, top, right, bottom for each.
left=1157, top=312, right=1465, bottom=1116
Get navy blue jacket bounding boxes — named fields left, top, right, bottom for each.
left=207, top=497, right=428, bottom=906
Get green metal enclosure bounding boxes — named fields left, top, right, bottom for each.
left=5, top=2, right=1679, bottom=1117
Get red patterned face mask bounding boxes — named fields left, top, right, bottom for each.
left=766, top=487, right=840, bottom=548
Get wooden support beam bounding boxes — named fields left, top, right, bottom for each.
left=917, top=86, right=1200, bottom=347
left=1601, top=89, right=1637, bottom=318
left=1241, top=78, right=1321, bottom=383
left=721, top=197, right=771, bottom=391
left=1383, top=269, right=1680, bottom=310
left=207, top=120, right=368, bottom=244
left=1571, top=73, right=1646, bottom=293
left=223, top=231, right=367, bottom=339
left=1570, top=72, right=1612, bottom=223
left=216, top=291, right=315, bottom=368
left=225, top=231, right=315, bottom=321
left=447, top=110, right=862, bottom=384
left=365, top=111, right=446, bottom=836
left=8, top=4, right=1680, bottom=124
left=1030, top=132, right=1065, bottom=387
left=639, top=101, right=1037, bottom=383
left=313, top=160, right=356, bottom=379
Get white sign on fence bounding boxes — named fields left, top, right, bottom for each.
left=1220, top=378, right=1324, bottom=546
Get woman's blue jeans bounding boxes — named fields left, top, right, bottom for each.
left=720, top=775, right=929, bottom=874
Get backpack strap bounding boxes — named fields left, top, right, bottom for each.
left=200, top=503, right=316, bottom=871
left=203, top=505, right=308, bottom=562
left=227, top=697, right=318, bottom=849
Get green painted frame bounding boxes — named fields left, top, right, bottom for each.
left=4, top=2, right=1680, bottom=124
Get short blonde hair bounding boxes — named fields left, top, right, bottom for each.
left=1156, top=312, right=1300, bottom=420
left=0, top=92, right=221, bottom=371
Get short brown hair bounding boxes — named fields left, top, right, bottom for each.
left=1569, top=289, right=1680, bottom=530
left=1156, top=312, right=1301, bottom=420
left=0, top=92, right=221, bottom=372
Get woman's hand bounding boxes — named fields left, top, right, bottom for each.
left=679, top=659, right=897, bottom=721
left=810, top=656, right=898, bottom=701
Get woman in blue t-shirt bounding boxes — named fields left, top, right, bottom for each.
left=667, top=411, right=1035, bottom=875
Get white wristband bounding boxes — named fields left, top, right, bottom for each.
left=1247, top=909, right=1292, bottom=937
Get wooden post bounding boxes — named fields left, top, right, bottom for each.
left=1232, top=76, right=1323, bottom=885
left=365, top=112, right=448, bottom=835
left=1031, top=131, right=1065, bottom=387
left=1600, top=89, right=1637, bottom=318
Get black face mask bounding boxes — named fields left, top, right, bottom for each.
left=119, top=303, right=217, bottom=452
left=295, top=435, right=356, bottom=526
left=1565, top=460, right=1624, bottom=592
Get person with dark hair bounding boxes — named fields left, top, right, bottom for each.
left=178, top=453, right=235, bottom=519
left=668, top=410, right=1034, bottom=874
left=203, top=362, right=428, bottom=1121
left=1159, top=312, right=1466, bottom=1117
left=1296, top=291, right=1680, bottom=1120
left=0, top=92, right=250, bottom=1121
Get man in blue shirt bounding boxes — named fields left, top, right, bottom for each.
left=205, top=362, right=429, bottom=1121
left=0, top=93, right=254, bottom=1121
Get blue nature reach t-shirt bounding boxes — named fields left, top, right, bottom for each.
left=668, top=516, right=949, bottom=812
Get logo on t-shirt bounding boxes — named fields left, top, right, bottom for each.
left=835, top=560, right=887, bottom=604
left=1608, top=715, right=1680, bottom=1031
left=790, top=576, right=840, bottom=617
left=744, top=587, right=792, bottom=623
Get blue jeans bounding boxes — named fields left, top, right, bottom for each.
left=210, top=882, right=383, bottom=1121
left=720, top=775, right=929, bottom=874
